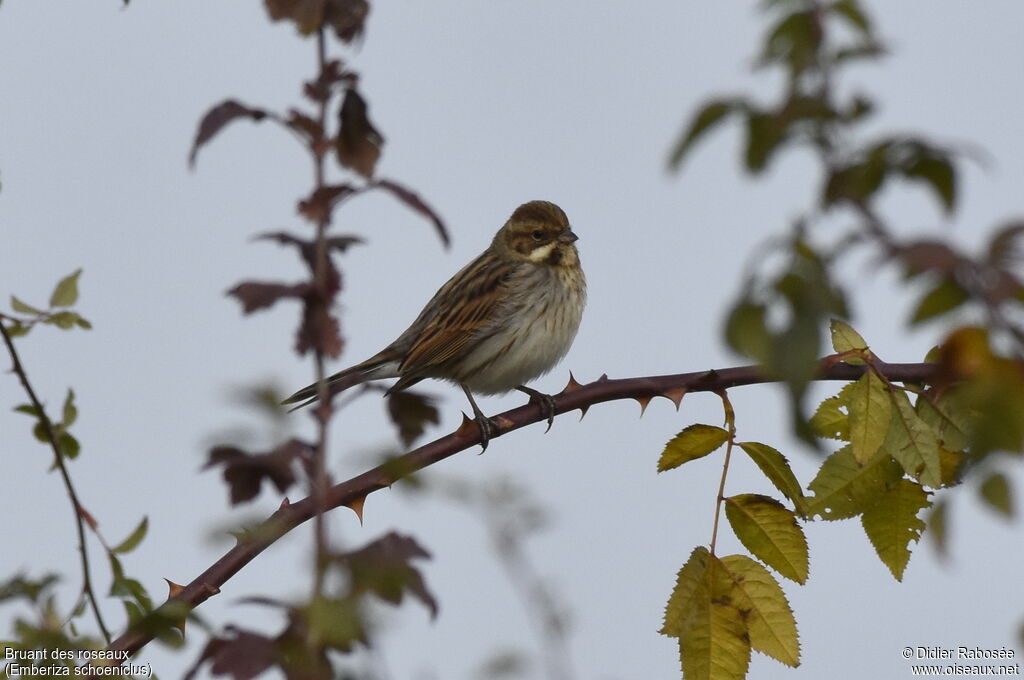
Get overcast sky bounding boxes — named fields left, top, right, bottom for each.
left=2, top=1, right=1023, bottom=679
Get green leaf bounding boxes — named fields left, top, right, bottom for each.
left=884, top=390, right=942, bottom=488
left=725, top=494, right=808, bottom=584
left=59, top=433, right=80, bottom=459
left=845, top=372, right=891, bottom=464
left=677, top=556, right=751, bottom=680
left=661, top=546, right=711, bottom=636
left=10, top=296, right=42, bottom=315
left=62, top=389, right=77, bottom=428
left=658, top=424, right=730, bottom=472
left=927, top=499, right=949, bottom=558
left=719, top=554, right=800, bottom=667
left=4, top=320, right=31, bottom=337
left=806, top=445, right=902, bottom=520
left=809, top=395, right=849, bottom=440
left=13, top=404, right=40, bottom=418
left=724, top=300, right=771, bottom=363
left=744, top=110, right=786, bottom=173
left=669, top=99, right=740, bottom=170
left=75, top=316, right=93, bottom=330
left=903, top=155, right=956, bottom=214
left=738, top=441, right=806, bottom=512
left=49, top=269, right=82, bottom=308
left=910, top=277, right=969, bottom=324
left=915, top=390, right=971, bottom=452
left=829, top=318, right=868, bottom=354
left=861, top=479, right=930, bottom=580
left=979, top=473, right=1013, bottom=517
left=831, top=0, right=872, bottom=36
left=112, top=516, right=149, bottom=555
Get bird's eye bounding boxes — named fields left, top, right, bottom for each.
left=531, top=229, right=545, bottom=241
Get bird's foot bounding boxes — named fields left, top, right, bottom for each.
left=517, top=386, right=557, bottom=433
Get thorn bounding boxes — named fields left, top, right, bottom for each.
left=278, top=497, right=291, bottom=511
left=578, top=404, right=590, bottom=421
left=562, top=372, right=583, bottom=394
left=345, top=496, right=366, bottom=524
left=201, top=583, right=221, bottom=598
left=164, top=579, right=185, bottom=599
left=597, top=373, right=609, bottom=383
left=635, top=396, right=652, bottom=417
left=663, top=388, right=686, bottom=411
left=455, top=412, right=477, bottom=438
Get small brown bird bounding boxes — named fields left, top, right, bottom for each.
left=284, top=200, right=586, bottom=449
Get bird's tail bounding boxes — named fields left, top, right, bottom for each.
left=282, top=353, right=401, bottom=411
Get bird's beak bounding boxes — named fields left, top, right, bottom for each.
left=559, top=228, right=579, bottom=244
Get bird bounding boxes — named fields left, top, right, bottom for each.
left=283, top=200, right=586, bottom=450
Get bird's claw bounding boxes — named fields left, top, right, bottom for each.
left=518, top=386, right=557, bottom=433
left=475, top=413, right=496, bottom=452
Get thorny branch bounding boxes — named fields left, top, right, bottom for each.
left=106, top=358, right=944, bottom=657
left=0, top=321, right=113, bottom=643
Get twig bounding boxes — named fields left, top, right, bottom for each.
left=106, top=358, right=945, bottom=657
left=0, top=321, right=112, bottom=643
left=709, top=390, right=736, bottom=557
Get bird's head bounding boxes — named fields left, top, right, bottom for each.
left=496, top=200, right=580, bottom=267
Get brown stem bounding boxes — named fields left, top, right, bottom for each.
left=106, top=358, right=945, bottom=657
left=0, top=321, right=112, bottom=643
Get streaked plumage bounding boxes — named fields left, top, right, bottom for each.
left=284, top=200, right=586, bottom=448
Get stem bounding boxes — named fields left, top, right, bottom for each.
left=311, top=25, right=332, bottom=598
left=709, top=390, right=736, bottom=556
left=0, top=321, right=112, bottom=643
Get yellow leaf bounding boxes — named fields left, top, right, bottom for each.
left=844, top=372, right=891, bottom=464
left=678, top=556, right=751, bottom=680
left=809, top=395, right=849, bottom=441
left=829, top=319, right=868, bottom=359
left=720, top=554, right=800, bottom=667
left=725, top=494, right=808, bottom=584
left=661, top=547, right=711, bottom=636
left=861, top=479, right=930, bottom=580
left=806, top=445, right=902, bottom=520
left=884, top=390, right=942, bottom=488
left=738, top=442, right=806, bottom=513
left=658, top=425, right=730, bottom=472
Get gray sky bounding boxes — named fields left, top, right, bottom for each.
left=2, top=1, right=1023, bottom=678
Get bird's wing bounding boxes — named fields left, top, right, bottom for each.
left=398, top=253, right=514, bottom=377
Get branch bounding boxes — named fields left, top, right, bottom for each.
left=0, top=321, right=113, bottom=643
left=106, top=358, right=942, bottom=656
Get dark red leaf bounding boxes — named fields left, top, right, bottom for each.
left=256, top=232, right=363, bottom=272
left=304, top=59, right=357, bottom=103
left=297, top=183, right=359, bottom=224
left=189, top=100, right=269, bottom=168
left=387, top=391, right=440, bottom=447
left=184, top=628, right=278, bottom=680
left=324, top=0, right=369, bottom=42
left=335, top=88, right=383, bottom=179
left=264, top=0, right=368, bottom=42
left=898, top=240, right=962, bottom=277
left=373, top=179, right=450, bottom=247
left=987, top=221, right=1024, bottom=267
left=335, top=532, right=438, bottom=618
left=296, top=304, right=343, bottom=358
left=227, top=282, right=309, bottom=314
left=284, top=109, right=324, bottom=145
left=204, top=440, right=310, bottom=506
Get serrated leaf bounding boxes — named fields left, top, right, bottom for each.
left=738, top=442, right=805, bottom=511
left=806, top=445, right=902, bottom=520
left=658, top=425, right=730, bottom=472
left=829, top=318, right=868, bottom=354
left=884, top=390, right=942, bottom=488
left=915, top=391, right=971, bottom=452
left=49, top=269, right=82, bottom=308
left=809, top=394, right=848, bottom=440
left=725, top=494, right=808, bottom=583
left=677, top=556, right=751, bottom=680
left=62, top=389, right=77, bottom=428
left=661, top=546, right=711, bottom=636
left=669, top=99, right=740, bottom=170
left=861, top=479, right=930, bottom=580
left=720, top=554, right=800, bottom=667
left=910, top=277, right=969, bottom=324
left=11, top=296, right=42, bottom=315
left=979, top=473, right=1013, bottom=517
left=845, top=372, right=891, bottom=464
left=112, top=517, right=149, bottom=555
